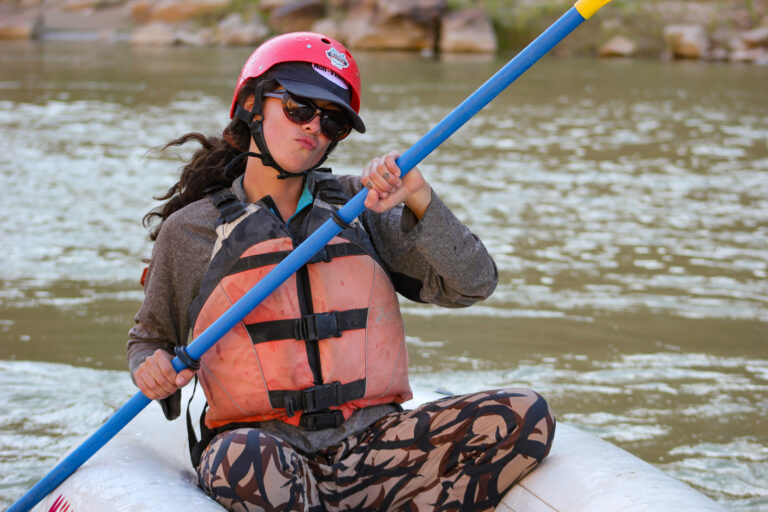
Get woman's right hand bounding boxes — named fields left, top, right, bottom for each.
left=134, top=349, right=195, bottom=400
left=362, top=150, right=431, bottom=220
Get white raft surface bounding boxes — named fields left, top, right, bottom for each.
left=32, top=388, right=726, bottom=512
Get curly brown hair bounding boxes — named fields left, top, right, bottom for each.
left=142, top=81, right=260, bottom=241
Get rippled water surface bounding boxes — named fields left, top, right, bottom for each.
left=1, top=42, right=766, bottom=510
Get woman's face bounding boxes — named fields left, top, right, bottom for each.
left=260, top=94, right=337, bottom=174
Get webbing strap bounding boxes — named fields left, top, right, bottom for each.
left=226, top=243, right=367, bottom=277
left=184, top=377, right=212, bottom=468
left=269, top=379, right=366, bottom=414
left=308, top=243, right=366, bottom=264
left=209, top=189, right=246, bottom=223
left=246, top=309, right=368, bottom=343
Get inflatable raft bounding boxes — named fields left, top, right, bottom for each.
left=31, top=388, right=726, bottom=512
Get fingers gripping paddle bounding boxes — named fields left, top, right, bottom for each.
left=9, top=1, right=611, bottom=510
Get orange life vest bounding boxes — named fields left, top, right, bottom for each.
left=189, top=178, right=412, bottom=430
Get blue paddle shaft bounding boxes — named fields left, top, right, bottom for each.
left=9, top=7, right=587, bottom=512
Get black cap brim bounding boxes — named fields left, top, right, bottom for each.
left=267, top=63, right=365, bottom=134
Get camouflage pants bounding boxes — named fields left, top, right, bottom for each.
left=197, top=388, right=555, bottom=512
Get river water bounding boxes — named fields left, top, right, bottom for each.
left=0, top=41, right=766, bottom=510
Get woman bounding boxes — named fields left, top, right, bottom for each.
left=128, top=32, right=555, bottom=512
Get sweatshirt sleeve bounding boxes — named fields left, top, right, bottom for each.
left=336, top=175, right=498, bottom=308
left=126, top=202, right=218, bottom=419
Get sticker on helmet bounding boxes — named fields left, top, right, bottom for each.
left=312, top=64, right=349, bottom=89
left=326, top=47, right=349, bottom=70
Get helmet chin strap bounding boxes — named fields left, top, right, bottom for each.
left=231, top=84, right=336, bottom=180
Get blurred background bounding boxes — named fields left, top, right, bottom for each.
left=1, top=0, right=767, bottom=510
left=1, top=0, right=767, bottom=62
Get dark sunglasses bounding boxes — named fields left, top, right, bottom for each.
left=263, top=90, right=352, bottom=141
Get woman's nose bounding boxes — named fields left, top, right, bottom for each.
left=303, top=115, right=322, bottom=135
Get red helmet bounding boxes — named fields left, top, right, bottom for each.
left=230, top=32, right=362, bottom=119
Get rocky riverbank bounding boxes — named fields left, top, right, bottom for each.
left=1, top=0, right=767, bottom=64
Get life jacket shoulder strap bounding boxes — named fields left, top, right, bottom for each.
left=312, top=172, right=349, bottom=205
left=209, top=189, right=246, bottom=223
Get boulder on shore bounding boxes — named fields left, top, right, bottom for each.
left=340, top=0, right=445, bottom=51
left=175, top=28, right=208, bottom=46
left=268, top=0, right=325, bottom=33
left=64, top=0, right=102, bottom=10
left=258, top=0, right=293, bottom=14
left=663, top=24, right=709, bottom=59
left=131, top=22, right=177, bottom=45
left=0, top=11, right=42, bottom=40
left=310, top=17, right=344, bottom=41
left=376, top=0, right=446, bottom=23
left=598, top=35, right=637, bottom=57
left=131, top=0, right=152, bottom=23
left=148, top=0, right=229, bottom=23
left=740, top=26, right=768, bottom=47
left=730, top=47, right=768, bottom=63
left=213, top=13, right=269, bottom=46
left=439, top=8, right=496, bottom=53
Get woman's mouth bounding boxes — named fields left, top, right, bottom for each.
left=296, top=137, right=317, bottom=150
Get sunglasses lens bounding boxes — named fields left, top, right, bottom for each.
left=283, top=95, right=316, bottom=124
left=321, top=112, right=352, bottom=141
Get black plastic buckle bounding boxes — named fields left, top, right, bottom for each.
left=302, top=382, right=342, bottom=412
left=299, top=410, right=344, bottom=431
left=295, top=312, right=340, bottom=341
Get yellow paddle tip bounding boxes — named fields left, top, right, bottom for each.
left=574, top=0, right=612, bottom=19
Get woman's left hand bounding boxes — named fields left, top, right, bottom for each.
left=362, top=150, right=431, bottom=219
